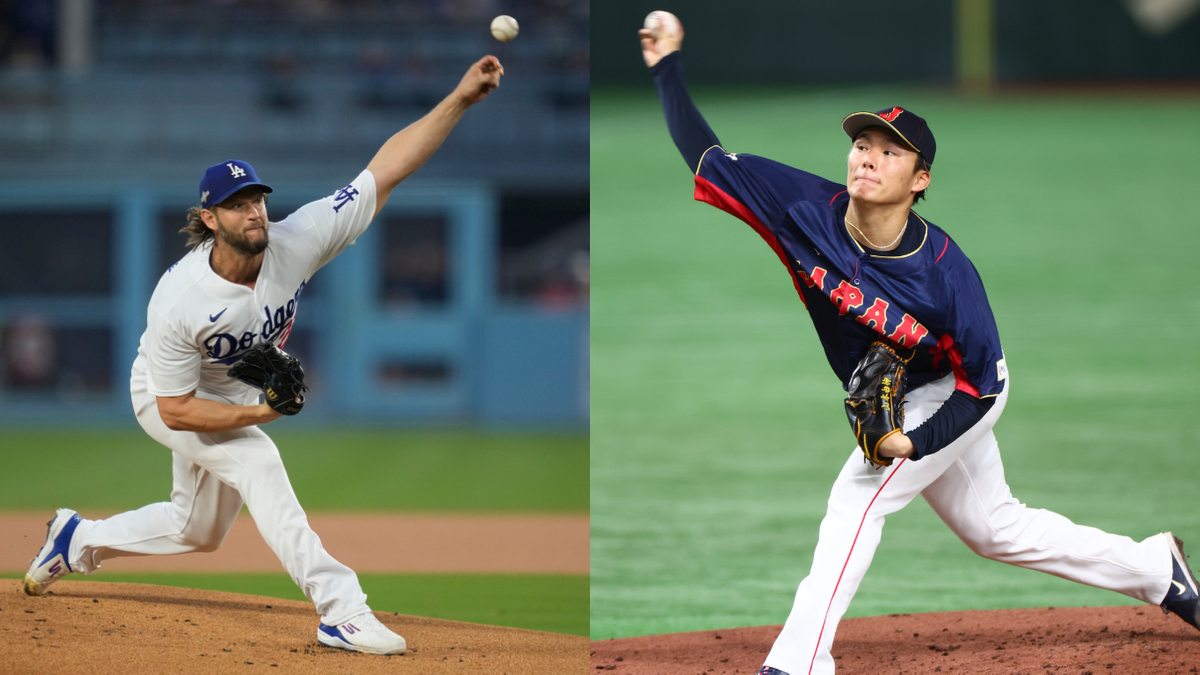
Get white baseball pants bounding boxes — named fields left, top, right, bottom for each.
left=764, top=374, right=1172, bottom=675
left=65, top=367, right=369, bottom=626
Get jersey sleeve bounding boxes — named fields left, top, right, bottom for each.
left=937, top=254, right=1006, bottom=399
left=651, top=51, right=722, bottom=172
left=282, top=169, right=379, bottom=274
left=693, top=150, right=845, bottom=237
left=906, top=390, right=996, bottom=459
left=144, top=308, right=201, bottom=397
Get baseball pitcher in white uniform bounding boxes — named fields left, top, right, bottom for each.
left=22, top=55, right=505, bottom=656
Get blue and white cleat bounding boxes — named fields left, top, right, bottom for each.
left=1160, top=534, right=1200, bottom=631
left=757, top=667, right=791, bottom=675
left=317, top=612, right=407, bottom=655
left=23, top=508, right=82, bottom=596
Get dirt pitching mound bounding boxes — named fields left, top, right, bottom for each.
left=591, top=605, right=1200, bottom=674
left=3, top=580, right=586, bottom=674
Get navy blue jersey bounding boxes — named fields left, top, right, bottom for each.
left=693, top=148, right=1006, bottom=399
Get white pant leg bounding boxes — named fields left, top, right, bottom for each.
left=765, top=375, right=1007, bottom=675
left=72, top=372, right=369, bottom=626
left=922, top=426, right=1171, bottom=605
left=71, top=449, right=243, bottom=571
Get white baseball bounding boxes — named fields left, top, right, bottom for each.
left=490, top=15, right=519, bottom=42
left=643, top=10, right=681, bottom=39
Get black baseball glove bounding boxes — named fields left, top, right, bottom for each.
left=226, top=341, right=309, bottom=416
left=844, top=341, right=909, bottom=469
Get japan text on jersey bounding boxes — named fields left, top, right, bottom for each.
left=691, top=147, right=1005, bottom=399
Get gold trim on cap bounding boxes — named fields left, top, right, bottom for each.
left=842, top=112, right=922, bottom=156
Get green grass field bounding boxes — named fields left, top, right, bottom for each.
left=0, top=429, right=587, bottom=512
left=590, top=85, right=1200, bottom=639
left=0, top=429, right=588, bottom=635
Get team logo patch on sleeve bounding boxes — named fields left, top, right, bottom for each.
left=997, top=358, right=1008, bottom=381
left=333, top=185, right=359, bottom=213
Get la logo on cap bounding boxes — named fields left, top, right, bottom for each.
left=199, top=159, right=273, bottom=208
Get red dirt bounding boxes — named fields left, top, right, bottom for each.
left=591, top=606, right=1200, bottom=674
left=3, top=579, right=587, bottom=674
left=0, top=513, right=588, bottom=574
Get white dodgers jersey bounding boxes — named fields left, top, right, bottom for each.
left=133, top=169, right=377, bottom=403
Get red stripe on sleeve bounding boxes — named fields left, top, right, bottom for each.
left=936, top=334, right=980, bottom=397
left=694, top=174, right=807, bottom=308
left=829, top=190, right=847, bottom=206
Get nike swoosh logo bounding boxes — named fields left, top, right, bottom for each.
left=1173, top=580, right=1188, bottom=595
left=209, top=308, right=228, bottom=322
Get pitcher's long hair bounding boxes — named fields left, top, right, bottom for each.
left=181, top=206, right=214, bottom=251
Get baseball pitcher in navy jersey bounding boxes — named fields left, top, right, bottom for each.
left=639, top=13, right=1199, bottom=675
left=21, top=56, right=504, bottom=655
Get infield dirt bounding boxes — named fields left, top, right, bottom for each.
left=591, top=605, right=1200, bottom=674
left=3, top=579, right=587, bottom=673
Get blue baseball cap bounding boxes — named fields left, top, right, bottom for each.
left=842, top=107, right=937, bottom=167
left=199, top=159, right=273, bottom=209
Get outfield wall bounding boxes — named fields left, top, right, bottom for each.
left=592, top=0, right=1200, bottom=85
left=0, top=180, right=588, bottom=428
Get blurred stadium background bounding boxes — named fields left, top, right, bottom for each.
left=591, top=0, right=1200, bottom=639
left=0, top=0, right=588, bottom=426
left=0, top=0, right=588, bottom=636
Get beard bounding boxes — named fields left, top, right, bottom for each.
left=215, top=215, right=269, bottom=256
